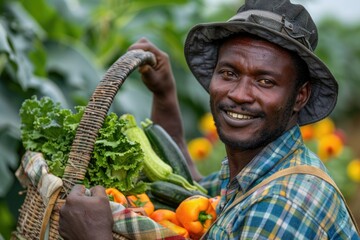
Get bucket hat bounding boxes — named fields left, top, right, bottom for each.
left=184, top=0, right=338, bottom=125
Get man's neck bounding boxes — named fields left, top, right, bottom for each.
left=226, top=146, right=263, bottom=180
left=225, top=125, right=298, bottom=180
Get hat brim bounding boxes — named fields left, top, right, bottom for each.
left=184, top=21, right=338, bottom=126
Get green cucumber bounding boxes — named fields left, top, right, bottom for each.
left=141, top=119, right=193, bottom=183
left=147, top=191, right=177, bottom=211
left=150, top=180, right=209, bottom=208
left=120, top=114, right=198, bottom=192
left=141, top=119, right=207, bottom=194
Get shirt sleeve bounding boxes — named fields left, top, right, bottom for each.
left=199, top=171, right=221, bottom=197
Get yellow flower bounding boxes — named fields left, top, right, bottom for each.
left=188, top=137, right=213, bottom=161
left=313, top=117, right=335, bottom=139
left=300, top=125, right=314, bottom=141
left=317, top=133, right=343, bottom=162
left=347, top=159, right=360, bottom=183
left=199, top=113, right=218, bottom=143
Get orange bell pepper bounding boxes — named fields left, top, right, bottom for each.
left=127, top=193, right=155, bottom=216
left=175, top=195, right=216, bottom=239
left=106, top=188, right=127, bottom=206
left=150, top=209, right=180, bottom=226
left=158, top=220, right=189, bottom=238
left=209, top=195, right=221, bottom=210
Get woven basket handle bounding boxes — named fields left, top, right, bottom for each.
left=61, top=49, right=156, bottom=194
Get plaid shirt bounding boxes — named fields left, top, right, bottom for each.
left=113, top=125, right=359, bottom=239
left=201, top=125, right=359, bottom=239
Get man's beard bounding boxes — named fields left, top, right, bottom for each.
left=211, top=96, right=297, bottom=151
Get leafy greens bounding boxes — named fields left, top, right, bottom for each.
left=19, top=96, right=146, bottom=194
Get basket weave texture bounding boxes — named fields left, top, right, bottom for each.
left=12, top=50, right=156, bottom=240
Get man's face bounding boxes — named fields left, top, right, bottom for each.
left=209, top=36, right=300, bottom=150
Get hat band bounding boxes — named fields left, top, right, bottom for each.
left=228, top=10, right=314, bottom=51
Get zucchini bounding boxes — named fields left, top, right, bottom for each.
left=120, top=114, right=198, bottom=191
left=150, top=180, right=209, bottom=208
left=142, top=118, right=207, bottom=194
left=147, top=191, right=176, bottom=211
left=141, top=119, right=194, bottom=183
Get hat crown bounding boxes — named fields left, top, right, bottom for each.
left=236, top=0, right=318, bottom=50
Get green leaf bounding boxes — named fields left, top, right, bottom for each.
left=28, top=39, right=47, bottom=77
left=5, top=2, right=46, bottom=39
left=0, top=88, right=21, bottom=131
left=27, top=76, right=69, bottom=107
left=20, top=0, right=82, bottom=40
left=0, top=22, right=13, bottom=56
left=44, top=40, right=101, bottom=105
left=0, top=130, right=21, bottom=197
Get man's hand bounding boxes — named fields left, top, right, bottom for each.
left=59, top=185, right=114, bottom=240
left=128, top=37, right=176, bottom=96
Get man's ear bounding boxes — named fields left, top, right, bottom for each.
left=293, top=81, right=311, bottom=113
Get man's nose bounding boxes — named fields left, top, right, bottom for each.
left=227, top=78, right=255, bottom=103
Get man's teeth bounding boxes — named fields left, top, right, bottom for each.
left=227, top=111, right=253, bottom=120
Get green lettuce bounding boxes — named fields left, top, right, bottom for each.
left=19, top=96, right=146, bottom=194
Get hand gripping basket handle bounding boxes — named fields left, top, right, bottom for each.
left=61, top=49, right=156, bottom=194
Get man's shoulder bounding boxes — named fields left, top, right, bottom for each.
left=238, top=168, right=356, bottom=237
left=247, top=170, right=338, bottom=206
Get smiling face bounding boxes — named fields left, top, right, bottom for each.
left=209, top=35, right=308, bottom=151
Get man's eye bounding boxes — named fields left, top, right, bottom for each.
left=220, top=70, right=236, bottom=79
left=258, top=79, right=274, bottom=87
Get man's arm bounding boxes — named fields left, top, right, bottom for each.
left=128, top=38, right=202, bottom=181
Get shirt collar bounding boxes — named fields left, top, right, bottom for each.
left=223, top=125, right=303, bottom=193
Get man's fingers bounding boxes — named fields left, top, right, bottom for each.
left=128, top=38, right=153, bottom=51
left=90, top=185, right=107, bottom=197
left=128, top=38, right=162, bottom=57
left=139, top=65, right=159, bottom=83
left=68, top=185, right=107, bottom=198
left=68, top=184, right=86, bottom=197
left=138, top=64, right=152, bottom=74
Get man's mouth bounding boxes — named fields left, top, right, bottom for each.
left=226, top=111, right=254, bottom=120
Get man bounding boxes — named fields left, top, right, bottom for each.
left=59, top=0, right=360, bottom=239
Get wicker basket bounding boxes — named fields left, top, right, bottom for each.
left=12, top=49, right=156, bottom=240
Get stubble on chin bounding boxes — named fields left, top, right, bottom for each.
left=212, top=105, right=295, bottom=151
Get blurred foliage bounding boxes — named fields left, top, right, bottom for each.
left=316, top=18, right=360, bottom=121
left=0, top=0, right=360, bottom=238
